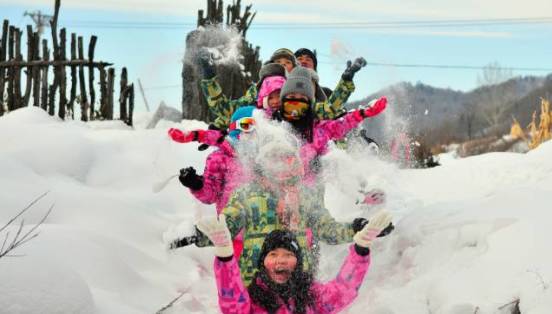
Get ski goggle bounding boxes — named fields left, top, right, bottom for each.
left=282, top=98, right=310, bottom=121
left=229, top=117, right=256, bottom=133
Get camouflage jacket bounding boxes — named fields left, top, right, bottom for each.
left=200, top=77, right=258, bottom=129
left=196, top=181, right=355, bottom=285
left=200, top=77, right=356, bottom=130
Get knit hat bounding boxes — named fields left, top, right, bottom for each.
left=229, top=106, right=256, bottom=140
left=256, top=63, right=286, bottom=90
left=279, top=66, right=315, bottom=104
left=257, top=76, right=286, bottom=109
left=270, top=48, right=297, bottom=67
left=294, top=48, right=318, bottom=71
left=305, top=68, right=328, bottom=102
left=257, top=230, right=303, bottom=269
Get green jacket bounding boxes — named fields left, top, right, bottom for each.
left=195, top=181, right=355, bottom=285
left=200, top=77, right=356, bottom=130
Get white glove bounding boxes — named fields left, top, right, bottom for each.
left=196, top=214, right=234, bottom=258
left=353, top=209, right=393, bottom=248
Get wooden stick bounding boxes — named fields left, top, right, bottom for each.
left=68, top=33, right=77, bottom=118
left=98, top=65, right=107, bottom=118
left=106, top=67, right=114, bottom=119
left=77, top=36, right=88, bottom=121
left=87, top=36, right=97, bottom=120
left=32, top=31, right=41, bottom=107
left=58, top=28, right=66, bottom=119
left=119, top=67, right=127, bottom=121
left=127, top=83, right=134, bottom=126
left=22, top=25, right=34, bottom=108
left=40, top=39, right=48, bottom=110
left=13, top=27, right=22, bottom=110
left=0, top=20, right=9, bottom=115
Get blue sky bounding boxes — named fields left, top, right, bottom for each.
left=1, top=0, right=551, bottom=112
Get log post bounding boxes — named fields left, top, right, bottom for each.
left=106, top=67, right=114, bottom=119
left=87, top=35, right=97, bottom=120
left=0, top=20, right=8, bottom=115
left=127, top=83, right=134, bottom=126
left=48, top=0, right=60, bottom=116
left=40, top=39, right=49, bottom=110
left=98, top=65, right=107, bottom=118
left=119, top=67, right=127, bottom=121
left=77, top=36, right=88, bottom=121
left=68, top=33, right=77, bottom=118
left=7, top=26, right=14, bottom=111
left=14, top=28, right=23, bottom=110
left=32, top=31, right=41, bottom=107
left=22, top=25, right=34, bottom=107
left=58, top=28, right=66, bottom=119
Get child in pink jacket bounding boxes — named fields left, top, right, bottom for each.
left=196, top=210, right=393, bottom=314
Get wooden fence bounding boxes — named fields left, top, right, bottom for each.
left=0, top=0, right=134, bottom=126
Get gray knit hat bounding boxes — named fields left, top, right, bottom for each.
left=280, top=66, right=315, bottom=104
left=256, top=63, right=286, bottom=89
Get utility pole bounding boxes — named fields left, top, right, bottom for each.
left=23, top=10, right=54, bottom=35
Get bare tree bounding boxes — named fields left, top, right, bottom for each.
left=0, top=191, right=53, bottom=259
left=476, top=62, right=515, bottom=132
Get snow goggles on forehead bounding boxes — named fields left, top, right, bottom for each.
left=229, top=117, right=256, bottom=133
left=282, top=98, right=310, bottom=121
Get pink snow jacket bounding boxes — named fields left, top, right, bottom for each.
left=169, top=128, right=246, bottom=214
left=214, top=245, right=371, bottom=314
left=299, top=108, right=374, bottom=186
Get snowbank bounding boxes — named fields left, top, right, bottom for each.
left=1, top=107, right=551, bottom=314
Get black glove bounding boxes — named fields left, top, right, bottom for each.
left=341, top=57, right=367, bottom=81
left=352, top=217, right=394, bottom=237
left=197, top=48, right=216, bottom=79
left=169, top=235, right=198, bottom=250
left=179, top=167, right=204, bottom=190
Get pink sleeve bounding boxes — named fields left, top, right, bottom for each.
left=190, top=150, right=227, bottom=206
left=312, top=245, right=371, bottom=313
left=214, top=257, right=251, bottom=314
left=198, top=129, right=226, bottom=146
left=311, top=111, right=364, bottom=153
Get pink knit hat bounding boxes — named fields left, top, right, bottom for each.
left=256, top=76, right=286, bottom=109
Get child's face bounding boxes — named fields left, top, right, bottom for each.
left=263, top=248, right=297, bottom=284
left=274, top=57, right=294, bottom=72
left=297, top=55, right=315, bottom=69
left=267, top=90, right=281, bottom=110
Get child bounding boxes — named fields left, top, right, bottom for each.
left=196, top=209, right=393, bottom=314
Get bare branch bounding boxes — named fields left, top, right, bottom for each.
left=0, top=193, right=53, bottom=259
left=0, top=191, right=49, bottom=234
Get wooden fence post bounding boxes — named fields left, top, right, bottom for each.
left=127, top=83, right=134, bottom=126
left=58, top=28, right=66, bottom=119
left=31, top=31, right=41, bottom=107
left=119, top=67, right=127, bottom=121
left=40, top=39, right=49, bottom=110
left=22, top=25, right=34, bottom=108
left=77, top=36, right=88, bottom=121
left=68, top=33, right=77, bottom=118
left=88, top=35, right=97, bottom=120
left=0, top=20, right=8, bottom=115
left=106, top=67, right=114, bottom=119
left=14, top=27, right=23, bottom=111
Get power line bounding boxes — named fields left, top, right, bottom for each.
left=319, top=61, right=552, bottom=72
left=58, top=16, right=552, bottom=30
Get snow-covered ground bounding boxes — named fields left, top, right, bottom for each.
left=1, top=107, right=551, bottom=314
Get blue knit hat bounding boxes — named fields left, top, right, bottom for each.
left=229, top=106, right=256, bottom=141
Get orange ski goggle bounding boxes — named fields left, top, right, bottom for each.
left=229, top=117, right=256, bottom=133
